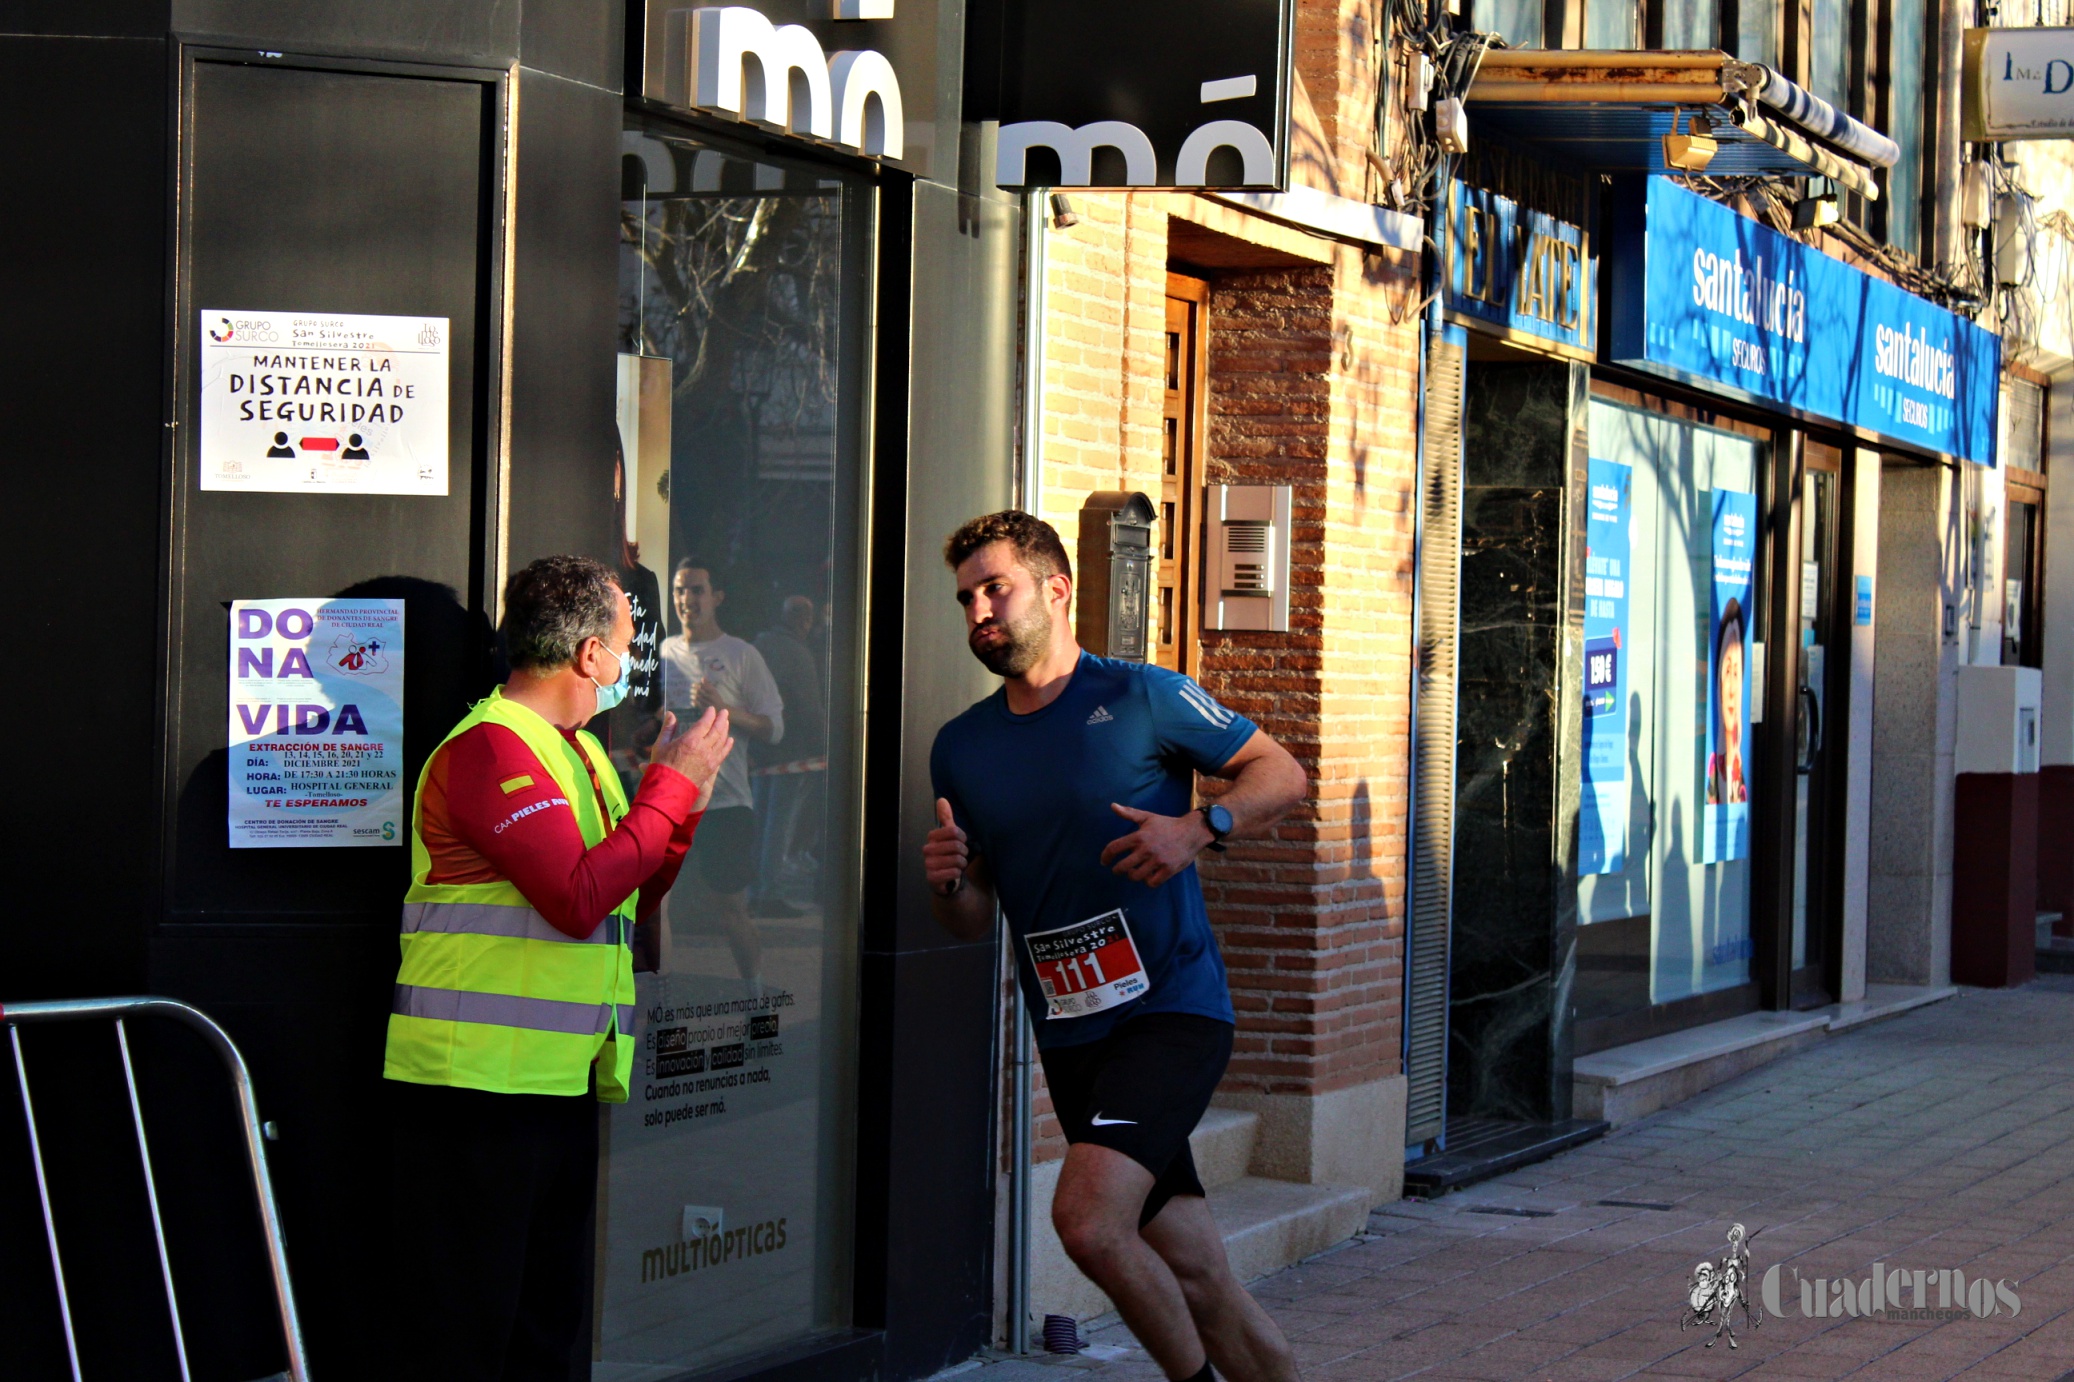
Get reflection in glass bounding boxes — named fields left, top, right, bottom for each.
left=596, top=123, right=868, bottom=1380
left=1585, top=401, right=1758, bottom=1007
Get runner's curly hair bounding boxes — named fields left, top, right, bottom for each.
left=942, top=510, right=1072, bottom=583
left=501, top=555, right=622, bottom=671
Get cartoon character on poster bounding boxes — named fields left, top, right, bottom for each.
left=1580, top=457, right=1632, bottom=876
left=1703, top=489, right=1757, bottom=863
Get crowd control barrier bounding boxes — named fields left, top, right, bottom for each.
left=3, top=996, right=311, bottom=1382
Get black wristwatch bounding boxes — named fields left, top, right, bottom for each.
left=1198, top=803, right=1233, bottom=853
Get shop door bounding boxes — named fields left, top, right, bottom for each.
left=1159, top=274, right=1207, bottom=674
left=1581, top=400, right=1760, bottom=1017
left=1791, top=459, right=1841, bottom=1001
left=608, top=121, right=873, bottom=1377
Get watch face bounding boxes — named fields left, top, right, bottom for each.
left=1207, top=804, right=1234, bottom=836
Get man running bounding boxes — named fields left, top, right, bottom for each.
left=924, top=511, right=1307, bottom=1382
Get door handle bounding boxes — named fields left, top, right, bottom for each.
left=1796, top=684, right=1821, bottom=774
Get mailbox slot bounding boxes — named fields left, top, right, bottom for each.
left=1076, top=491, right=1158, bottom=660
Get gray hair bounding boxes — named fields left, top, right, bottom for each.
left=501, top=555, right=621, bottom=671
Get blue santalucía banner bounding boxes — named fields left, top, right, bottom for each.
left=1609, top=178, right=2001, bottom=464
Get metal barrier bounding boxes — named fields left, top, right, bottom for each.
left=3, top=996, right=312, bottom=1382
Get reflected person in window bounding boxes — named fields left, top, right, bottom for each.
left=660, top=557, right=786, bottom=998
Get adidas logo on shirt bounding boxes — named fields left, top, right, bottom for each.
left=1086, top=705, right=1115, bottom=725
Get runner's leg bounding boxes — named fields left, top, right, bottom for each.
left=1140, top=1193, right=1300, bottom=1382
left=1051, top=1142, right=1208, bottom=1380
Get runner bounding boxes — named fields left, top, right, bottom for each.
left=924, top=511, right=1308, bottom=1382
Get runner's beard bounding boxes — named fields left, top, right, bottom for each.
left=970, top=605, right=1051, bottom=676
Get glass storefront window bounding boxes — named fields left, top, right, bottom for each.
left=1582, top=400, right=1760, bottom=1006
left=598, top=121, right=872, bottom=1380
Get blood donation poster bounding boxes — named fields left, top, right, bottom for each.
left=1702, top=489, right=1757, bottom=864
left=228, top=598, right=405, bottom=848
left=198, top=310, right=449, bottom=494
left=1579, top=457, right=1632, bottom=876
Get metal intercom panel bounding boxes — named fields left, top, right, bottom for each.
left=1205, top=483, right=1292, bottom=632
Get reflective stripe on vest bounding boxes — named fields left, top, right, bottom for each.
left=392, top=984, right=634, bottom=1037
left=382, top=687, right=639, bottom=1102
left=401, top=900, right=624, bottom=946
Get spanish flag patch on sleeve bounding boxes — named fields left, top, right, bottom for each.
left=499, top=774, right=536, bottom=795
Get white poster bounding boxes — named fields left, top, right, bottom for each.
left=228, top=598, right=406, bottom=849
left=199, top=310, right=449, bottom=494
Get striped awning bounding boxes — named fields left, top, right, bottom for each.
left=1466, top=50, right=1892, bottom=198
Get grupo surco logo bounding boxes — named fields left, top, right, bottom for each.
left=208, top=315, right=281, bottom=344
left=1681, top=1221, right=2026, bottom=1344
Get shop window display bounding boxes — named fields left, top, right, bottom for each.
left=597, top=122, right=871, bottom=1379
left=1581, top=400, right=1760, bottom=1008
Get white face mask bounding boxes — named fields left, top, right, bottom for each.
left=590, top=642, right=632, bottom=713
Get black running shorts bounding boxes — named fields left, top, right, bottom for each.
left=690, top=805, right=759, bottom=894
left=1037, top=1012, right=1235, bottom=1228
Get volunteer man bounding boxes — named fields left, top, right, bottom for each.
left=924, top=512, right=1308, bottom=1382
left=384, top=555, right=733, bottom=1382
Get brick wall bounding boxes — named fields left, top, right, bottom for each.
left=1008, top=0, right=1422, bottom=1170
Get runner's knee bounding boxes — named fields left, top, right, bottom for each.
left=1053, top=1197, right=1132, bottom=1271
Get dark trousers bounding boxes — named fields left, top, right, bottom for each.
left=386, top=1080, right=599, bottom=1382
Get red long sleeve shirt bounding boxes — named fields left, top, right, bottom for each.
left=416, top=722, right=701, bottom=938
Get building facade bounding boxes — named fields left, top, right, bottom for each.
left=1, top=3, right=1022, bottom=1378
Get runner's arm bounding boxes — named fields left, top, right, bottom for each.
left=925, top=796, right=996, bottom=941
left=1201, top=727, right=1308, bottom=838
left=1103, top=728, right=1306, bottom=886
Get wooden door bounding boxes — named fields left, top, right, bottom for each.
left=1161, top=273, right=1208, bottom=673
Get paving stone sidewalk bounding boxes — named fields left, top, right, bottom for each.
left=965, top=978, right=2074, bottom=1381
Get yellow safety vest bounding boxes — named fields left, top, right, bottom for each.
left=382, top=688, right=639, bottom=1102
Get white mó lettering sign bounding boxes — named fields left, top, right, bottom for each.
left=994, top=75, right=1276, bottom=189
left=678, top=5, right=904, bottom=159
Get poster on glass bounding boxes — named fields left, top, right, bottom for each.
left=1580, top=456, right=1632, bottom=876
left=1702, top=489, right=1756, bottom=864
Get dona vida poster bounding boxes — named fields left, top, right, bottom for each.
left=228, top=598, right=406, bottom=848
left=1580, top=457, right=1632, bottom=876
left=1703, top=490, right=1757, bottom=864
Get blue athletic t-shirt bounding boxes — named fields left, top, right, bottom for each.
left=929, top=652, right=1256, bottom=1048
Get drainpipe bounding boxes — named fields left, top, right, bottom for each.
left=1006, top=186, right=1049, bottom=1356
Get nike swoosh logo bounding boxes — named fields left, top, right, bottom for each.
left=1090, top=1114, right=1136, bottom=1126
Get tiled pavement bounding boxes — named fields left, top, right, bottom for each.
left=962, top=978, right=2074, bottom=1381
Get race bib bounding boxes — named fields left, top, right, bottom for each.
left=1024, top=910, right=1150, bottom=1019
